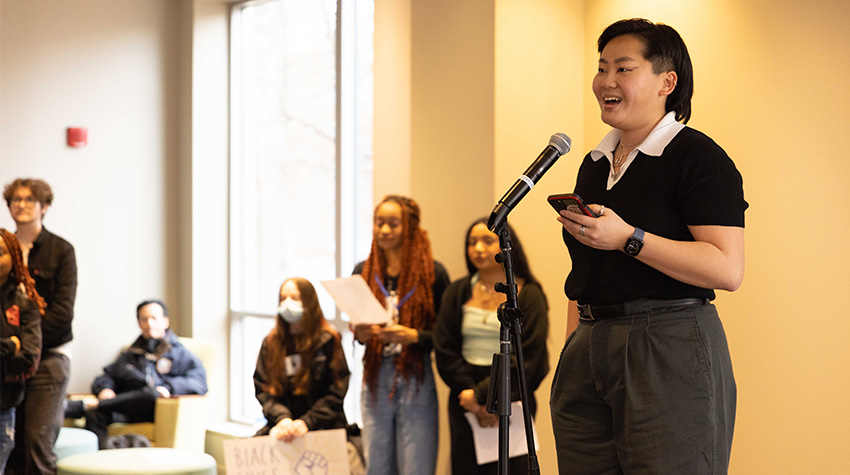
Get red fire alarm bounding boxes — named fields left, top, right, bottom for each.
left=67, top=127, right=87, bottom=148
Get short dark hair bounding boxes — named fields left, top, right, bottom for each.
left=598, top=18, right=694, bottom=123
left=3, top=178, right=55, bottom=208
left=137, top=299, right=168, bottom=318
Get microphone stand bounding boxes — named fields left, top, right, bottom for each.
left=485, top=220, right=540, bottom=475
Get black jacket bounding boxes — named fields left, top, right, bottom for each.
left=254, top=329, right=349, bottom=434
left=434, top=275, right=550, bottom=408
left=91, top=329, right=207, bottom=396
left=1, top=279, right=42, bottom=411
left=28, top=227, right=77, bottom=351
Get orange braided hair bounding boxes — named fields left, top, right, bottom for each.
left=361, top=195, right=436, bottom=399
left=0, top=229, right=46, bottom=314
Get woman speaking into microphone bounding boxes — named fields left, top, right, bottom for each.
left=549, top=18, right=747, bottom=475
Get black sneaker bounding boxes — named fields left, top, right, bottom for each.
left=64, top=399, right=86, bottom=419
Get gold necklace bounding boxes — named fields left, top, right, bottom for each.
left=614, top=148, right=628, bottom=167
left=613, top=141, right=640, bottom=175
left=475, top=281, right=502, bottom=308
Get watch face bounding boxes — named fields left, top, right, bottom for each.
left=625, top=237, right=644, bottom=256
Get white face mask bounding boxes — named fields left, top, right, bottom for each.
left=278, top=299, right=304, bottom=324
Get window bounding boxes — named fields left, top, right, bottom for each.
left=229, top=0, right=374, bottom=426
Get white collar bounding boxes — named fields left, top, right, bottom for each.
left=589, top=112, right=685, bottom=189
left=590, top=112, right=684, bottom=160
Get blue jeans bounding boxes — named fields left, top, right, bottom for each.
left=0, top=408, right=15, bottom=474
left=361, top=353, right=438, bottom=475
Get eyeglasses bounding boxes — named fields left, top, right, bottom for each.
left=11, top=196, right=37, bottom=205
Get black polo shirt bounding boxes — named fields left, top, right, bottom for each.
left=563, top=126, right=748, bottom=305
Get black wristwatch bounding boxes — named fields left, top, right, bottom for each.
left=623, top=227, right=645, bottom=256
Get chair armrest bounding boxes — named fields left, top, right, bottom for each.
left=153, top=394, right=209, bottom=452
left=66, top=393, right=96, bottom=400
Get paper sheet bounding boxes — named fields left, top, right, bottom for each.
left=320, top=275, right=390, bottom=325
left=223, top=429, right=349, bottom=475
left=463, top=400, right=539, bottom=465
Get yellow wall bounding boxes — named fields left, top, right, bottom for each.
left=375, top=0, right=850, bottom=472
left=586, top=1, right=850, bottom=472
left=494, top=1, right=585, bottom=473
left=373, top=0, right=413, bottom=200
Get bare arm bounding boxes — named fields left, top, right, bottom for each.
left=558, top=206, right=744, bottom=292
left=638, top=224, right=744, bottom=291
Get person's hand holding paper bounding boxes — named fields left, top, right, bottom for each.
left=320, top=275, right=391, bottom=326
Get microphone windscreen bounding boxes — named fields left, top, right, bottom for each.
left=549, top=133, right=572, bottom=155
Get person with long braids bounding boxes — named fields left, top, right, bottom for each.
left=351, top=195, right=450, bottom=475
left=434, top=218, right=549, bottom=475
left=1, top=229, right=46, bottom=472
left=254, top=277, right=350, bottom=442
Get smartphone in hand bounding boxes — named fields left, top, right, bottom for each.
left=547, top=193, right=598, bottom=218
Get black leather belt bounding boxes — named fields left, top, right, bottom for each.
left=577, top=298, right=708, bottom=321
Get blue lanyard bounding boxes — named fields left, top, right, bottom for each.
left=374, top=274, right=416, bottom=310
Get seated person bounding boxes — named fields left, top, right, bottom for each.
left=254, top=277, right=350, bottom=442
left=66, top=299, right=208, bottom=448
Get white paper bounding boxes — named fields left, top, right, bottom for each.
left=223, top=429, right=349, bottom=475
left=321, top=275, right=391, bottom=325
left=463, top=401, right=539, bottom=465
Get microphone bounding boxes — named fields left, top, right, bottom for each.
left=488, top=133, right=571, bottom=232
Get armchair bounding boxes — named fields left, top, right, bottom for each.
left=66, top=337, right=213, bottom=452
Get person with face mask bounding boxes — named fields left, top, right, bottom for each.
left=253, top=277, right=350, bottom=442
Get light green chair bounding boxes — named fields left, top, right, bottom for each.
left=56, top=447, right=216, bottom=475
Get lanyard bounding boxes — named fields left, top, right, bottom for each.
left=374, top=274, right=416, bottom=310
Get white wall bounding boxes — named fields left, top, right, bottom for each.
left=0, top=0, right=183, bottom=394
left=187, top=0, right=231, bottom=426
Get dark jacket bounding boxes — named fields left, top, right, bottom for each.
left=434, top=276, right=550, bottom=408
left=91, top=329, right=207, bottom=396
left=28, top=227, right=77, bottom=351
left=254, top=329, right=350, bottom=434
left=1, top=279, right=42, bottom=411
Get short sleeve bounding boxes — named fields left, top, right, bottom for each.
left=677, top=136, right=748, bottom=227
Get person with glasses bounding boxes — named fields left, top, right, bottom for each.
left=3, top=178, right=77, bottom=475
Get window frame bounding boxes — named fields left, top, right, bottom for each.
left=227, top=0, right=372, bottom=426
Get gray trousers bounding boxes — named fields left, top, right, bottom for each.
left=550, top=302, right=736, bottom=474
left=7, top=353, right=70, bottom=475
